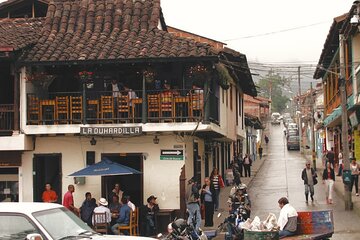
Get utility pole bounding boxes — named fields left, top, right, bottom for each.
left=339, top=34, right=352, bottom=210
left=298, top=66, right=302, bottom=153
left=310, top=83, right=316, bottom=170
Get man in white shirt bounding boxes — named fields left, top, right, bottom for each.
left=92, top=197, right=111, bottom=226
left=277, top=197, right=298, bottom=238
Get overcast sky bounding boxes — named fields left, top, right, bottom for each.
left=162, top=0, right=352, bottom=64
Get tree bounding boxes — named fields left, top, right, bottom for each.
left=257, top=70, right=290, bottom=113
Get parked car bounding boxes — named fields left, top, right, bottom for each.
left=287, top=135, right=300, bottom=150
left=0, top=202, right=154, bottom=240
left=287, top=123, right=298, bottom=130
left=271, top=118, right=281, bottom=125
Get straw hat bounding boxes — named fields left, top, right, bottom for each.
left=98, top=197, right=108, bottom=206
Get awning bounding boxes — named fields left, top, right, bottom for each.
left=69, top=158, right=141, bottom=177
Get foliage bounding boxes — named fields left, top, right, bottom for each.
left=257, top=70, right=290, bottom=113
left=215, top=63, right=232, bottom=90
left=78, top=71, right=93, bottom=81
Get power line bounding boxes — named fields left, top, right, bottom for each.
left=223, top=21, right=329, bottom=41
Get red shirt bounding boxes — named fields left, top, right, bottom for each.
left=63, top=191, right=74, bottom=210
left=42, top=190, right=58, bottom=203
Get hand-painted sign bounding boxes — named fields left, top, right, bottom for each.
left=80, top=127, right=142, bottom=136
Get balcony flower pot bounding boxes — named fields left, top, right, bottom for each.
left=25, top=72, right=55, bottom=98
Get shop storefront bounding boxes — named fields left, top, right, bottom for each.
left=0, top=151, right=21, bottom=202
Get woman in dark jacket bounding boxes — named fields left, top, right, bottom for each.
left=201, top=177, right=216, bottom=227
left=322, top=162, right=335, bottom=204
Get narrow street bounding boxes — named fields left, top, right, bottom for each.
left=248, top=124, right=360, bottom=239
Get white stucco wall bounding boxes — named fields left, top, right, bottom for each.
left=21, top=134, right=198, bottom=209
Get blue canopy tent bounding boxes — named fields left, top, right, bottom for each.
left=69, top=158, right=141, bottom=177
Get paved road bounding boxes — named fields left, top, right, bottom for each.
left=248, top=124, right=360, bottom=239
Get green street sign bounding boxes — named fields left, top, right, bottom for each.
left=160, top=149, right=184, bottom=160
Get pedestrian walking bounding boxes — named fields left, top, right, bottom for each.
left=243, top=154, right=252, bottom=177
left=201, top=177, right=215, bottom=227
left=301, top=161, right=317, bottom=203
left=265, top=135, right=269, bottom=144
left=326, top=147, right=335, bottom=167
left=210, top=168, right=225, bottom=211
left=322, top=162, right=335, bottom=204
left=185, top=177, right=201, bottom=232
left=258, top=145, right=263, bottom=159
left=237, top=155, right=244, bottom=177
left=337, top=151, right=343, bottom=176
left=350, top=158, right=360, bottom=196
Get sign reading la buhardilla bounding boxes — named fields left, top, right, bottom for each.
left=80, top=126, right=142, bottom=136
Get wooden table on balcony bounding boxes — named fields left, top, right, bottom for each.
left=39, top=99, right=55, bottom=124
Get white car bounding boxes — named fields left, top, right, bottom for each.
left=0, top=202, right=154, bottom=240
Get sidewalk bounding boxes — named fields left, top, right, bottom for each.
left=201, top=138, right=269, bottom=237
left=304, top=154, right=360, bottom=216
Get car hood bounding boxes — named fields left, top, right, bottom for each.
left=90, top=235, right=155, bottom=240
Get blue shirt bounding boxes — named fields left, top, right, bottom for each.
left=117, top=204, right=131, bottom=225
left=204, top=187, right=213, bottom=202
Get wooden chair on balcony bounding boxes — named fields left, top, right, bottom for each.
left=55, top=96, right=69, bottom=124
left=160, top=91, right=174, bottom=122
left=100, top=96, right=114, bottom=123
left=191, top=91, right=204, bottom=120
left=147, top=94, right=160, bottom=122
left=70, top=96, right=82, bottom=124
left=27, top=96, right=40, bottom=125
left=117, top=95, right=130, bottom=123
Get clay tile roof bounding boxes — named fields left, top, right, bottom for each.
left=22, top=0, right=215, bottom=63
left=0, top=17, right=44, bottom=51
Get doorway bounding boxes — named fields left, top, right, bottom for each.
left=101, top=153, right=143, bottom=206
left=33, top=154, right=62, bottom=203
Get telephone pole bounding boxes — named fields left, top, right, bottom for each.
left=298, top=66, right=302, bottom=153
left=339, top=34, right=352, bottom=210
left=310, top=83, right=316, bottom=170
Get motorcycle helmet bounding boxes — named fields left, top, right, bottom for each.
left=171, top=218, right=188, bottom=234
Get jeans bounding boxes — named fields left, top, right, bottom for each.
left=244, top=164, right=251, bottom=177
left=304, top=184, right=314, bottom=200
left=337, top=164, right=343, bottom=176
left=279, top=230, right=296, bottom=238
left=325, top=179, right=334, bottom=201
left=187, top=203, right=201, bottom=231
left=111, top=223, right=129, bottom=235
left=214, top=189, right=220, bottom=210
left=351, top=175, right=359, bottom=194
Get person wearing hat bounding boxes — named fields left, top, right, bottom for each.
left=92, top=197, right=111, bottom=226
left=301, top=161, right=318, bottom=203
left=185, top=176, right=201, bottom=232
left=139, top=194, right=159, bottom=236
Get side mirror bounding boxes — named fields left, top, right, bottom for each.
left=26, top=234, right=43, bottom=240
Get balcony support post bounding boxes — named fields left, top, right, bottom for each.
left=82, top=82, right=87, bottom=124
left=14, top=64, right=20, bottom=131
left=142, top=72, right=147, bottom=123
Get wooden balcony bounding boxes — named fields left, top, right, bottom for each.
left=26, top=89, right=217, bottom=125
left=0, top=104, right=15, bottom=133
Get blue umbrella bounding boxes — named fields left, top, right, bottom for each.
left=69, top=158, right=141, bottom=177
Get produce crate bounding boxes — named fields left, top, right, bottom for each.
left=244, top=230, right=279, bottom=240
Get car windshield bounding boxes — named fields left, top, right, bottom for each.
left=33, top=207, right=94, bottom=240
left=289, top=136, right=299, bottom=141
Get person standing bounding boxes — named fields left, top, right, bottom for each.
left=110, top=183, right=124, bottom=201
left=337, top=151, right=343, bottom=176
left=350, top=158, right=360, bottom=196
left=258, top=145, right=263, bottom=159
left=301, top=161, right=317, bottom=203
left=185, top=177, right=201, bottom=232
left=326, top=147, right=335, bottom=167
left=210, top=168, right=224, bottom=211
left=139, top=195, right=159, bottom=236
left=63, top=184, right=79, bottom=215
left=277, top=197, right=298, bottom=238
left=322, top=162, right=335, bottom=204
left=243, top=154, right=252, bottom=177
left=264, top=135, right=269, bottom=144
left=201, top=177, right=215, bottom=227
left=80, top=192, right=97, bottom=227
left=42, top=183, right=58, bottom=203
left=237, top=155, right=244, bottom=177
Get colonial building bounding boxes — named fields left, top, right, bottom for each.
left=0, top=0, right=256, bottom=218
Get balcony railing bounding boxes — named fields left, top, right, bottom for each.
left=26, top=89, right=209, bottom=125
left=0, top=104, right=15, bottom=132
